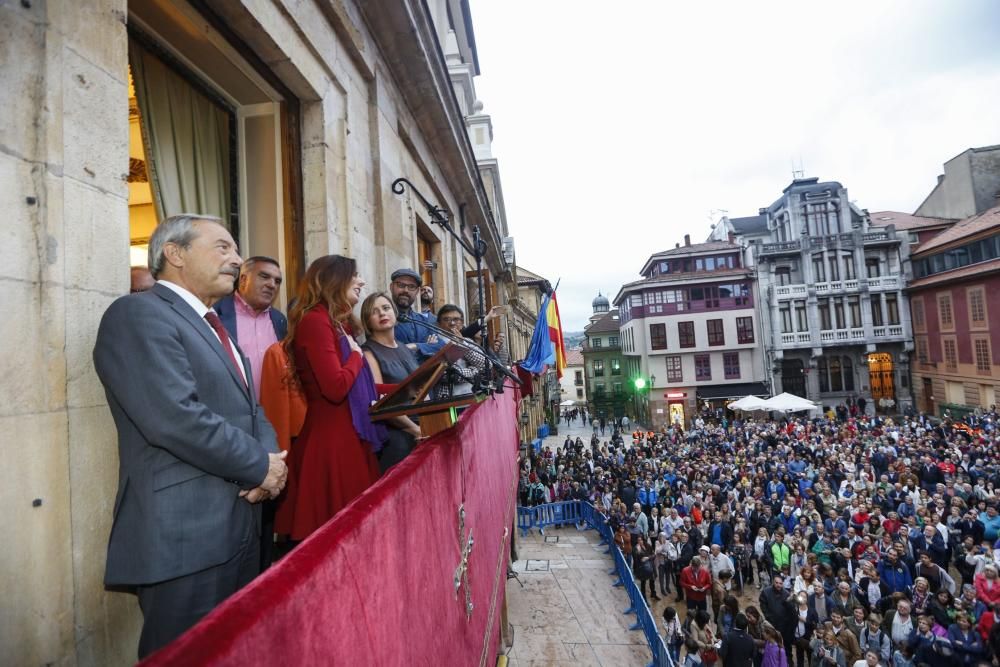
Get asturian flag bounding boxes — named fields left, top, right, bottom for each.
left=520, top=291, right=567, bottom=379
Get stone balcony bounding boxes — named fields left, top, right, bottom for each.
left=778, top=325, right=904, bottom=348
left=772, top=276, right=900, bottom=300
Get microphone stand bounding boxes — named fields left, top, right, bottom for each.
left=392, top=178, right=491, bottom=352
left=398, top=313, right=521, bottom=393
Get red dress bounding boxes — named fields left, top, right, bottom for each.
left=276, top=307, right=380, bottom=540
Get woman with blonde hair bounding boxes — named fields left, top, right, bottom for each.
left=276, top=255, right=386, bottom=541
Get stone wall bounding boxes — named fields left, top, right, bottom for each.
left=1, top=0, right=506, bottom=664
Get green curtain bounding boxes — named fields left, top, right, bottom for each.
left=129, top=38, right=232, bottom=229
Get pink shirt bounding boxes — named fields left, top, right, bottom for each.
left=234, top=293, right=278, bottom=397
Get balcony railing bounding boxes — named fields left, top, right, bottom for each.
left=759, top=240, right=801, bottom=255
left=863, top=230, right=897, bottom=243
left=872, top=325, right=904, bottom=338
left=774, top=284, right=808, bottom=297
left=779, top=332, right=812, bottom=345
left=774, top=279, right=860, bottom=300
left=867, top=276, right=899, bottom=290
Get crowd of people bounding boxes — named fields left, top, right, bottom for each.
left=102, top=215, right=505, bottom=657
left=518, top=408, right=1000, bottom=667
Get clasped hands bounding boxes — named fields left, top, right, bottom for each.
left=239, top=451, right=288, bottom=504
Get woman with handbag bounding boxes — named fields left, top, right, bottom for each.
left=662, top=606, right=685, bottom=666
left=636, top=536, right=660, bottom=601
left=687, top=609, right=718, bottom=666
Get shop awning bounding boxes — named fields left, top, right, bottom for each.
left=696, top=382, right=769, bottom=401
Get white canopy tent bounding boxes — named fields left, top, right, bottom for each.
left=727, top=395, right=770, bottom=411
left=559, top=400, right=576, bottom=407
left=763, top=392, right=820, bottom=413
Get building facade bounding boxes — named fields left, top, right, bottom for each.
left=909, top=207, right=1000, bottom=417
left=583, top=295, right=630, bottom=421
left=715, top=178, right=913, bottom=413
left=915, top=145, right=1000, bottom=220
left=2, top=1, right=517, bottom=664
left=560, top=348, right=587, bottom=406
left=614, top=237, right=768, bottom=428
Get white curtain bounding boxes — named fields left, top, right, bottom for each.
left=129, top=38, right=232, bottom=229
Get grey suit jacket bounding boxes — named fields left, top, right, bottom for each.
left=93, top=283, right=279, bottom=586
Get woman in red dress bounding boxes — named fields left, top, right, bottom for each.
left=276, top=255, right=385, bottom=541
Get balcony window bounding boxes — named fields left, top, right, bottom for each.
left=843, top=257, right=856, bottom=280
left=666, top=355, right=683, bottom=382
left=610, top=358, right=621, bottom=376
left=608, top=336, right=619, bottom=347
left=866, top=258, right=880, bottom=278
left=812, top=257, right=826, bottom=283
left=724, top=352, right=740, bottom=379
left=707, top=319, right=725, bottom=346
left=593, top=359, right=604, bottom=377
left=776, top=267, right=792, bottom=286
left=818, top=301, right=832, bottom=330
left=828, top=259, right=840, bottom=281
left=795, top=303, right=808, bottom=332
left=695, top=354, right=711, bottom=381
left=736, top=316, right=754, bottom=344
left=650, top=323, right=667, bottom=350
left=574, top=370, right=583, bottom=386
left=592, top=337, right=603, bottom=348
left=849, top=300, right=862, bottom=328
left=871, top=295, right=884, bottom=327
left=886, top=294, right=899, bottom=326
left=679, top=321, right=696, bottom=348
left=834, top=300, right=846, bottom=329
left=780, top=306, right=792, bottom=334
left=975, top=338, right=991, bottom=374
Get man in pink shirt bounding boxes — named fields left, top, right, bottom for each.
left=213, top=256, right=287, bottom=398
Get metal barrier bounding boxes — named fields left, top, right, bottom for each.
left=516, top=501, right=676, bottom=667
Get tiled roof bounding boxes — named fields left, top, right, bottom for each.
left=565, top=349, right=584, bottom=366
left=515, top=265, right=547, bottom=284
left=584, top=311, right=620, bottom=334
left=908, top=258, right=1000, bottom=290
left=913, top=206, right=1000, bottom=256
left=650, top=241, right=740, bottom=258
left=868, top=211, right=956, bottom=231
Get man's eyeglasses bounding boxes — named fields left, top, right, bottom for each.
left=440, top=316, right=463, bottom=325
left=393, top=281, right=419, bottom=292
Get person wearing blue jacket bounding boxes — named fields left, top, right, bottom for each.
left=878, top=550, right=914, bottom=596
left=946, top=613, right=984, bottom=665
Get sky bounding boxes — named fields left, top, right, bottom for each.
left=467, top=0, right=1000, bottom=332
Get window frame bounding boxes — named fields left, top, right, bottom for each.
left=650, top=323, right=667, bottom=350
left=706, top=319, right=725, bottom=346
left=736, top=316, right=754, bottom=344
left=723, top=351, right=740, bottom=379
left=666, top=355, right=683, bottom=382
left=678, top=321, right=696, bottom=348
left=694, top=353, right=712, bottom=381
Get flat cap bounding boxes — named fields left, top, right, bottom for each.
left=390, top=268, right=422, bottom=285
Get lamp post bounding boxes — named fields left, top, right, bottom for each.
left=649, top=374, right=656, bottom=428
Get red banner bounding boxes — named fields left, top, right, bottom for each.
left=143, top=391, right=521, bottom=666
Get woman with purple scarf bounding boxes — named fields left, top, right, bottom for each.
left=275, top=255, right=387, bottom=542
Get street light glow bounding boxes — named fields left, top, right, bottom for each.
left=634, top=377, right=646, bottom=390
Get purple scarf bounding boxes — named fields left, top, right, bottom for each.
left=339, top=333, right=387, bottom=453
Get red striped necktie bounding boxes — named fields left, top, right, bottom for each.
left=204, top=311, right=246, bottom=386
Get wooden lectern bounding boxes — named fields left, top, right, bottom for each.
left=369, top=342, right=481, bottom=438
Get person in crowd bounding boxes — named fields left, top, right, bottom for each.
left=681, top=555, right=712, bottom=614
left=129, top=265, right=155, bottom=293
left=760, top=574, right=794, bottom=650
left=656, top=532, right=676, bottom=597
left=432, top=304, right=486, bottom=398
left=720, top=612, right=755, bottom=667
left=947, top=612, right=985, bottom=666
left=388, top=268, right=437, bottom=357
left=791, top=590, right=818, bottom=667
left=687, top=608, right=718, bottom=667
left=829, top=610, right=862, bottom=665
left=213, top=256, right=287, bottom=397
left=761, top=624, right=787, bottom=667
left=94, top=214, right=287, bottom=658
left=276, top=255, right=385, bottom=542
left=857, top=612, right=891, bottom=664
left=359, top=292, right=422, bottom=471
left=213, top=255, right=288, bottom=569
left=635, top=535, right=659, bottom=601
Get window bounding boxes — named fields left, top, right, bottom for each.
left=818, top=300, right=832, bottom=330
left=592, top=337, right=603, bottom=348
left=666, top=356, right=683, bottom=382
left=780, top=306, right=792, bottom=334
left=593, top=359, right=605, bottom=377
left=871, top=295, right=883, bottom=327
left=594, top=382, right=605, bottom=397
left=912, top=297, right=925, bottom=330
left=886, top=294, right=899, bottom=326
left=916, top=336, right=929, bottom=364
left=574, top=370, right=583, bottom=386
left=736, top=316, right=754, bottom=344
left=938, top=292, right=953, bottom=329
left=834, top=300, right=846, bottom=329
left=705, top=257, right=716, bottom=271
left=795, top=302, right=808, bottom=332
left=724, top=352, right=740, bottom=379
left=828, top=258, right=839, bottom=281
left=975, top=338, right=991, bottom=374
left=812, top=257, right=826, bottom=283
left=969, top=287, right=987, bottom=326
left=707, top=319, right=724, bottom=346
left=843, top=257, right=856, bottom=280
left=613, top=382, right=623, bottom=396
left=610, top=358, right=621, bottom=376
left=849, top=299, right=861, bottom=328
left=650, top=323, right=667, bottom=350
left=817, top=356, right=853, bottom=393
left=866, top=258, right=881, bottom=278
left=576, top=388, right=584, bottom=399
left=776, top=267, right=792, bottom=286
left=695, top=354, right=712, bottom=381
left=943, top=338, right=957, bottom=371
left=679, top=321, right=696, bottom=348
left=608, top=336, right=619, bottom=347
left=630, top=294, right=642, bottom=307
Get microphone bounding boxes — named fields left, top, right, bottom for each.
left=398, top=311, right=521, bottom=388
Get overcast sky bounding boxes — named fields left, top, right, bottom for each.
left=468, top=1, right=1000, bottom=332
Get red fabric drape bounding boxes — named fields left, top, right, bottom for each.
left=142, top=391, right=521, bottom=666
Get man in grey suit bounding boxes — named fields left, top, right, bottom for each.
left=93, top=213, right=288, bottom=658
